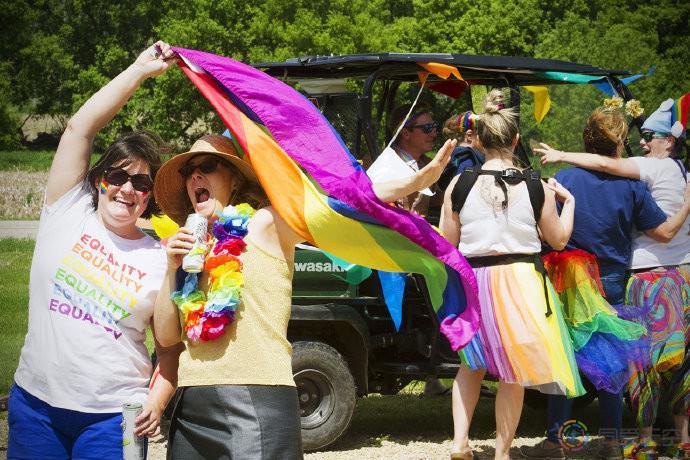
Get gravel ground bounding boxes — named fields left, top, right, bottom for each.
left=0, top=395, right=677, bottom=459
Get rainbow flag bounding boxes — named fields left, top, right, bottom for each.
left=172, top=48, right=480, bottom=350
left=674, top=92, right=690, bottom=130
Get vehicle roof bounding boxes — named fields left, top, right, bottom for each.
left=254, top=52, right=629, bottom=86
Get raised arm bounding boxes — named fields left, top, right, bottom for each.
left=153, top=227, right=193, bottom=347
left=439, top=174, right=462, bottom=247
left=372, top=139, right=456, bottom=202
left=644, top=183, right=690, bottom=243
left=46, top=41, right=175, bottom=205
left=537, top=179, right=575, bottom=250
left=535, top=143, right=641, bottom=179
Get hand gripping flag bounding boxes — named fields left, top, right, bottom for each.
left=172, top=47, right=480, bottom=350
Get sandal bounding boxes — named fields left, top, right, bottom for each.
left=450, top=448, right=474, bottom=459
left=623, top=438, right=657, bottom=459
left=672, top=442, right=690, bottom=459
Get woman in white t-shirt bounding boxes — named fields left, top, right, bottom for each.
left=537, top=98, right=690, bottom=457
left=8, top=41, right=182, bottom=459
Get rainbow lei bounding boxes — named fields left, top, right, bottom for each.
left=171, top=203, right=256, bottom=342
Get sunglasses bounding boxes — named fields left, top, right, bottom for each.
left=103, top=168, right=153, bottom=193
left=407, top=122, right=438, bottom=134
left=640, top=131, right=669, bottom=142
left=179, top=157, right=226, bottom=178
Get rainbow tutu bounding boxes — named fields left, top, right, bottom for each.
left=458, top=257, right=585, bottom=397
left=543, top=249, right=649, bottom=394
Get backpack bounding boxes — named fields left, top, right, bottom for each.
left=450, top=167, right=545, bottom=222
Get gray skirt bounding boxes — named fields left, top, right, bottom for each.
left=168, top=385, right=303, bottom=460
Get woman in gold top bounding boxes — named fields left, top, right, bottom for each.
left=153, top=131, right=455, bottom=458
left=153, top=134, right=305, bottom=459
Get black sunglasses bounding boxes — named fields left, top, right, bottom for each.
left=179, top=157, right=225, bottom=178
left=407, top=122, right=438, bottom=134
left=103, top=168, right=153, bottom=193
left=640, top=131, right=668, bottom=142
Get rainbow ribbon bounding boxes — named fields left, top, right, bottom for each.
left=172, top=48, right=480, bottom=350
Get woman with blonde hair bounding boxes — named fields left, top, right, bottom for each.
left=440, top=89, right=584, bottom=460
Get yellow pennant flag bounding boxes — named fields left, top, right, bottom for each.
left=524, top=86, right=551, bottom=124
left=151, top=214, right=179, bottom=240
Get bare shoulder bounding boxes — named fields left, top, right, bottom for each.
left=247, top=206, right=301, bottom=260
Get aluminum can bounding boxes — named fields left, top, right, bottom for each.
left=122, top=402, right=145, bottom=460
left=182, top=213, right=208, bottom=273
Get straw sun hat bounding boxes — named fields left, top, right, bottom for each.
left=154, top=134, right=258, bottom=226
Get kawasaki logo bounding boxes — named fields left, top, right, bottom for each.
left=294, top=262, right=346, bottom=272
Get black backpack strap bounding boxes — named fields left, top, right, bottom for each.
left=524, top=170, right=545, bottom=222
left=450, top=168, right=480, bottom=213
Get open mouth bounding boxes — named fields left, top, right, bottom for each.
left=195, top=187, right=211, bottom=204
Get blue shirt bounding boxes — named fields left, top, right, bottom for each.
left=555, top=167, right=666, bottom=267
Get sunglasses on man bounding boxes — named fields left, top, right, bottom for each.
left=407, top=122, right=438, bottom=134
left=103, top=168, right=154, bottom=193
left=178, top=157, right=227, bottom=178
left=640, top=131, right=669, bottom=143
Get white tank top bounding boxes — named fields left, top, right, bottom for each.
left=458, top=176, right=541, bottom=257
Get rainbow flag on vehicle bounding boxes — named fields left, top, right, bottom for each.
left=172, top=47, right=479, bottom=350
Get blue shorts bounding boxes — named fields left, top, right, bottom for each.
left=7, top=384, right=138, bottom=460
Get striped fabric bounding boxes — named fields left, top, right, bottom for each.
left=172, top=47, right=480, bottom=349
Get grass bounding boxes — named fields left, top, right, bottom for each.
left=0, top=150, right=65, bottom=172
left=0, top=238, right=34, bottom=396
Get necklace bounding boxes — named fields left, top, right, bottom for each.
left=172, top=203, right=256, bottom=342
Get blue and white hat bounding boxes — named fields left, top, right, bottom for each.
left=641, top=98, right=685, bottom=138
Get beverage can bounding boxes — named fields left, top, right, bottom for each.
left=182, top=213, right=208, bottom=273
left=122, top=403, right=145, bottom=460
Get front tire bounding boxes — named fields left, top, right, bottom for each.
left=292, top=341, right=356, bottom=451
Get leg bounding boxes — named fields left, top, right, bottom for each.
left=168, top=386, right=231, bottom=460
left=71, top=412, right=124, bottom=460
left=669, top=351, right=690, bottom=444
left=494, top=381, right=524, bottom=460
left=597, top=390, right=624, bottom=459
left=546, top=394, right=574, bottom=444
left=674, top=415, right=690, bottom=445
left=244, top=386, right=303, bottom=460
left=7, top=385, right=70, bottom=460
left=451, top=365, right=485, bottom=454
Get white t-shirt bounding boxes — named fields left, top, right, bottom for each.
left=630, top=156, right=690, bottom=268
left=14, top=185, right=167, bottom=413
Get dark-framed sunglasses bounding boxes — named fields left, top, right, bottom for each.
left=640, top=131, right=669, bottom=142
left=407, top=122, right=438, bottom=134
left=103, top=168, right=153, bottom=193
left=179, top=157, right=225, bottom=178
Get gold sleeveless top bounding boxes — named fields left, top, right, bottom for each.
left=177, top=236, right=295, bottom=387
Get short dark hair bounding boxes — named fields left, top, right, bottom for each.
left=389, top=104, right=432, bottom=142
left=84, top=131, right=169, bottom=219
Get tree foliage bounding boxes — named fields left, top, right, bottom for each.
left=1, top=0, right=689, bottom=153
